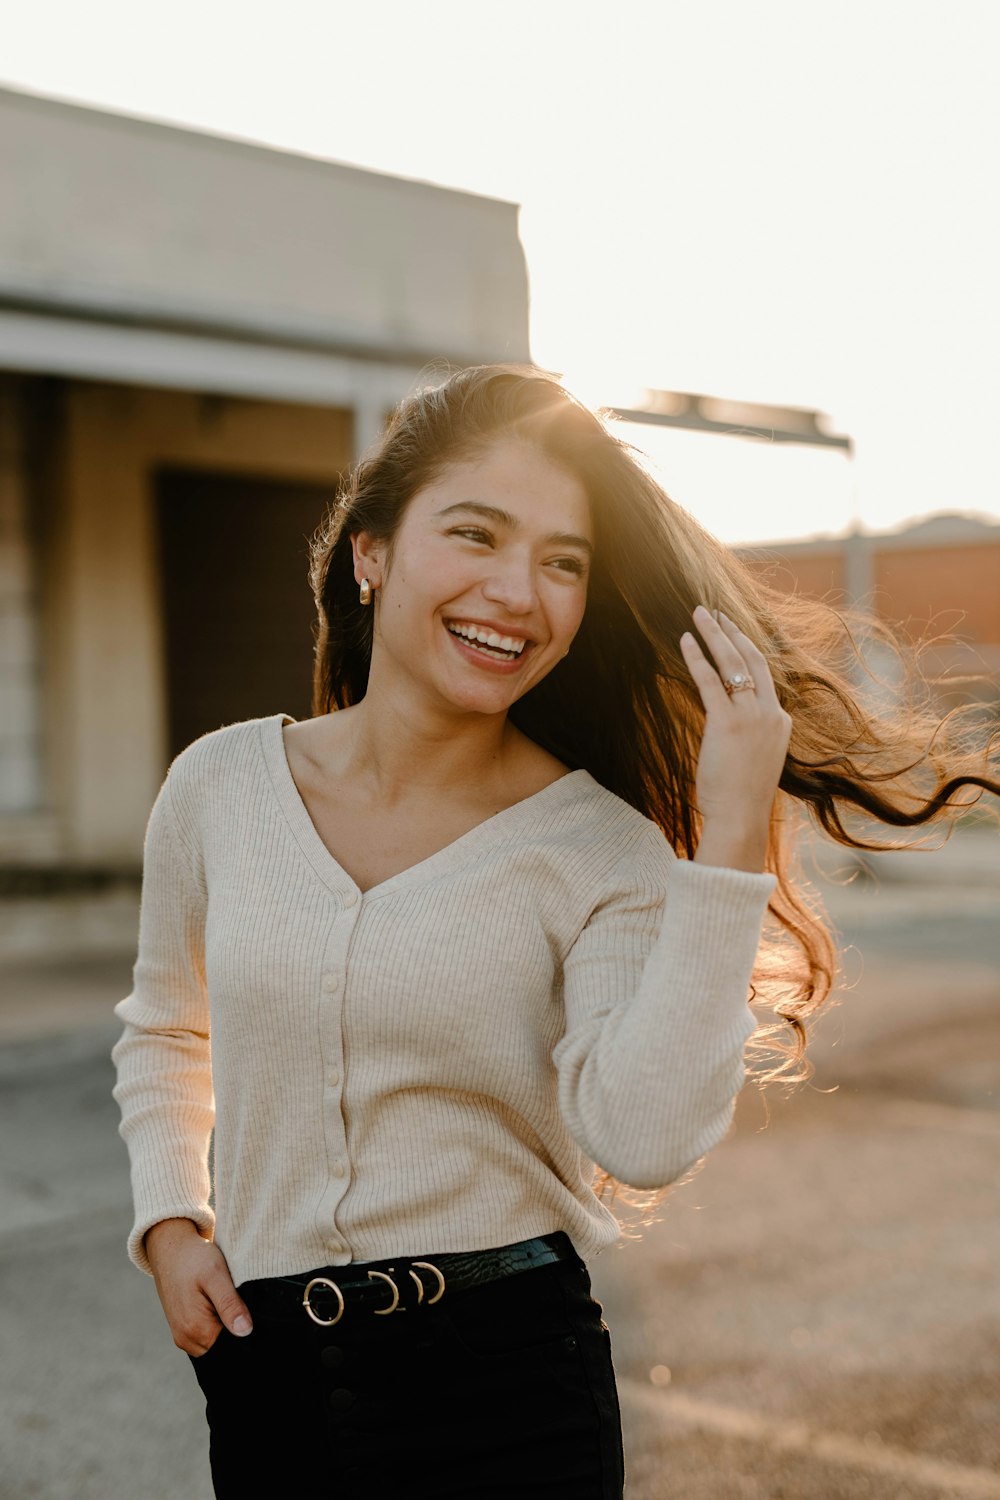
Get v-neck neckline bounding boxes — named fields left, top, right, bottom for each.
left=259, top=712, right=590, bottom=902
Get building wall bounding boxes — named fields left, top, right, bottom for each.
left=872, top=543, right=1000, bottom=645
left=745, top=549, right=846, bottom=601
left=0, top=87, right=530, bottom=367
left=740, top=519, right=1000, bottom=702
left=9, top=376, right=352, bottom=867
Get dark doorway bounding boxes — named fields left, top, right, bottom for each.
left=155, top=467, right=338, bottom=762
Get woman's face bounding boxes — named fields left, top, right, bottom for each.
left=354, top=439, right=593, bottom=720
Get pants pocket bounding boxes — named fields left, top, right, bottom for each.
left=187, top=1327, right=235, bottom=1394
left=440, top=1257, right=591, bottom=1356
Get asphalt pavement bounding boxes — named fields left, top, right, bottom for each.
left=1, top=826, right=997, bottom=1499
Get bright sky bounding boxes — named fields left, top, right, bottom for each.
left=3, top=0, right=998, bottom=545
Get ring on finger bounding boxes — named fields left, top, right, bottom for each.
left=723, top=672, right=756, bottom=696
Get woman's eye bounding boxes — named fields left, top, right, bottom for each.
left=451, top=527, right=493, bottom=545
left=549, top=557, right=587, bottom=577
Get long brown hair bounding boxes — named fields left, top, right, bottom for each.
left=309, top=364, right=999, bottom=1207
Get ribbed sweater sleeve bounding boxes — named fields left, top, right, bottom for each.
left=111, top=772, right=215, bottom=1273
left=554, top=827, right=775, bottom=1189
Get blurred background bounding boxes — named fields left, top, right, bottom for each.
left=1, top=3, right=998, bottom=1497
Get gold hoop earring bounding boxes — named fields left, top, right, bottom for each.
left=359, top=578, right=373, bottom=606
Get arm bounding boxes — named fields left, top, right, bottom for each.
left=554, top=835, right=774, bottom=1189
left=554, top=604, right=790, bottom=1187
left=111, top=774, right=216, bottom=1272
left=111, top=773, right=253, bottom=1352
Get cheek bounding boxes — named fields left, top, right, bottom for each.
left=401, top=542, right=482, bottom=605
left=558, top=581, right=589, bottom=639
left=379, top=545, right=468, bottom=625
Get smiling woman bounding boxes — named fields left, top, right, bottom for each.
left=111, top=363, right=1000, bottom=1500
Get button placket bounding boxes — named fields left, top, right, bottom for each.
left=315, top=889, right=362, bottom=1258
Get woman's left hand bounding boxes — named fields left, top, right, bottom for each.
left=680, top=604, right=792, bottom=873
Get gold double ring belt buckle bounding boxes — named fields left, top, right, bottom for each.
left=302, top=1260, right=446, bottom=1327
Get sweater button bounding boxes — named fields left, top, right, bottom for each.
left=320, top=1344, right=345, bottom=1371
left=323, top=973, right=339, bottom=994
left=342, top=890, right=359, bottom=908
left=328, top=1387, right=355, bottom=1412
left=333, top=1159, right=346, bottom=1178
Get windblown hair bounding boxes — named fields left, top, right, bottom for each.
left=309, top=364, right=1000, bottom=1212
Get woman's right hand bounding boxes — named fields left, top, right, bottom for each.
left=145, top=1217, right=253, bottom=1357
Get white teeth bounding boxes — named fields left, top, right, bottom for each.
left=446, top=621, right=527, bottom=656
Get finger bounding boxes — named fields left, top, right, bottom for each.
left=716, top=611, right=780, bottom=704
left=680, top=631, right=733, bottom=714
left=205, top=1269, right=253, bottom=1337
left=184, top=1321, right=224, bottom=1358
left=170, top=1300, right=224, bottom=1356
left=692, top=605, right=750, bottom=683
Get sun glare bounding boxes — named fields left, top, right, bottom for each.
left=614, top=421, right=857, bottom=548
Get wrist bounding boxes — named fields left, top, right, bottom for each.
left=694, top=822, right=769, bottom=874
left=144, top=1217, right=204, bottom=1262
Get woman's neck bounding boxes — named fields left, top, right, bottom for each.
left=327, top=692, right=523, bottom=810
left=352, top=702, right=521, bottom=810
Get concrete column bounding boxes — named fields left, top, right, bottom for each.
left=352, top=393, right=391, bottom=460
left=0, top=377, right=43, bottom=814
left=843, top=522, right=875, bottom=610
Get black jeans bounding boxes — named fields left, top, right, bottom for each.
left=189, top=1238, right=625, bottom=1499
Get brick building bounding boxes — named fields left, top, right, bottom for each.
left=738, top=513, right=1000, bottom=710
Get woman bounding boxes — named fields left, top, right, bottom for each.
left=112, top=365, right=997, bottom=1499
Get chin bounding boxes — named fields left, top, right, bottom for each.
left=431, top=666, right=528, bottom=716
left=442, top=685, right=520, bottom=718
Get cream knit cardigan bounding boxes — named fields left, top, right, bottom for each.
left=112, top=714, right=775, bottom=1287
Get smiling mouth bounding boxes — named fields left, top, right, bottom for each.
left=444, top=620, right=529, bottom=662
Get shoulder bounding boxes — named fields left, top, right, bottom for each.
left=538, top=770, right=675, bottom=890
left=168, top=713, right=283, bottom=781
left=161, top=712, right=287, bottom=830
left=558, top=771, right=670, bottom=846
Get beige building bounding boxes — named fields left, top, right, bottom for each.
left=0, top=87, right=530, bottom=875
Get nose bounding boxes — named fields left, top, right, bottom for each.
left=480, top=550, right=539, bottom=616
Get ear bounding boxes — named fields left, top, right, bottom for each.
left=350, top=531, right=384, bottom=589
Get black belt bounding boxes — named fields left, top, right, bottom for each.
left=243, top=1231, right=580, bottom=1328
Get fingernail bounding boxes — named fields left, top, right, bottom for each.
left=680, top=631, right=693, bottom=644
left=233, top=1315, right=252, bottom=1337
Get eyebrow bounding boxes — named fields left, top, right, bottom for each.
left=434, top=501, right=594, bottom=556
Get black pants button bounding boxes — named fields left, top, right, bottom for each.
left=329, top=1387, right=355, bottom=1413
left=320, top=1344, right=345, bottom=1370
